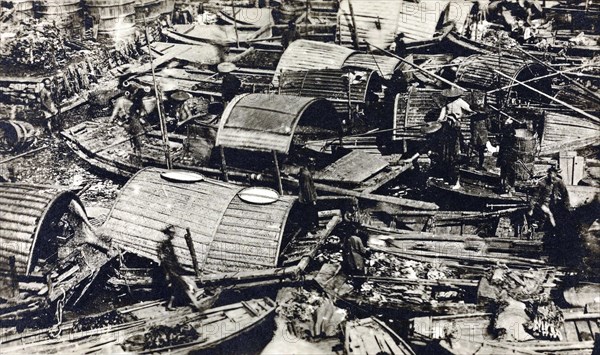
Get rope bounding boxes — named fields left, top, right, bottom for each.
left=367, top=44, right=385, bottom=78
left=48, top=289, right=66, bottom=339
left=516, top=158, right=535, bottom=178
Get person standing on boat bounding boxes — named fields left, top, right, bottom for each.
left=127, top=89, right=147, bottom=166
left=298, top=166, right=319, bottom=233
left=438, top=87, right=474, bottom=122
left=529, top=166, right=570, bottom=228
left=39, top=78, right=59, bottom=136
left=434, top=113, right=463, bottom=190
left=343, top=233, right=368, bottom=288
left=469, top=108, right=490, bottom=171
left=218, top=62, right=241, bottom=107
left=530, top=166, right=578, bottom=265
left=497, top=117, right=517, bottom=195
left=391, top=32, right=407, bottom=57
left=158, top=225, right=185, bottom=310
left=281, top=21, right=301, bottom=50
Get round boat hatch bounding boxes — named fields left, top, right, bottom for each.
left=238, top=187, right=280, bottom=204
left=160, top=170, right=205, bottom=183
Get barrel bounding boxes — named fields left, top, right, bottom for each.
left=160, top=0, right=173, bottom=15
left=10, top=0, right=34, bottom=21
left=35, top=0, right=82, bottom=30
left=133, top=0, right=163, bottom=24
left=0, top=120, right=36, bottom=153
left=272, top=0, right=304, bottom=23
left=186, top=123, right=216, bottom=164
left=84, top=0, right=136, bottom=42
left=512, top=128, right=537, bottom=181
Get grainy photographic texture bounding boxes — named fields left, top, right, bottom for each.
left=0, top=0, right=599, bottom=354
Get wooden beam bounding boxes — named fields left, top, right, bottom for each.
left=235, top=24, right=336, bottom=31
left=353, top=275, right=479, bottom=287
left=540, top=134, right=600, bottom=156
left=184, top=228, right=200, bottom=277
left=219, top=146, right=229, bottom=182
left=361, top=164, right=413, bottom=194
left=313, top=181, right=439, bottom=210
left=348, top=0, right=360, bottom=50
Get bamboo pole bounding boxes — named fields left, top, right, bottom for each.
left=366, top=41, right=466, bottom=90
left=142, top=12, right=172, bottom=169
left=0, top=145, right=48, bottom=165
left=312, top=181, right=439, bottom=210
left=231, top=0, right=240, bottom=48
left=305, top=0, right=309, bottom=33
left=304, top=122, right=441, bottom=149
left=219, top=146, right=229, bottom=182
left=184, top=228, right=200, bottom=276
left=347, top=0, right=359, bottom=49
left=487, top=63, right=596, bottom=94
left=493, top=70, right=600, bottom=124
left=402, top=62, right=460, bottom=73
left=367, top=48, right=385, bottom=78
left=346, top=73, right=352, bottom=135
left=488, top=71, right=561, bottom=94
left=514, top=46, right=600, bottom=103
left=488, top=105, right=523, bottom=124
left=353, top=275, right=479, bottom=287
left=272, top=150, right=283, bottom=195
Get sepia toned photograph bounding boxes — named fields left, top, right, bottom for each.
left=0, top=0, right=599, bottom=353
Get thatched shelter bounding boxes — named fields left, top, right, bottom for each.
left=102, top=167, right=308, bottom=274
left=0, top=184, right=86, bottom=275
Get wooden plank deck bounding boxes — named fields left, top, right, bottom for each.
left=314, top=150, right=389, bottom=185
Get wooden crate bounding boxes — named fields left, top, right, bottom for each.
left=559, top=151, right=585, bottom=185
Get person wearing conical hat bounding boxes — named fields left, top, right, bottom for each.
left=438, top=87, right=474, bottom=122
left=218, top=62, right=241, bottom=106
left=430, top=112, right=463, bottom=190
